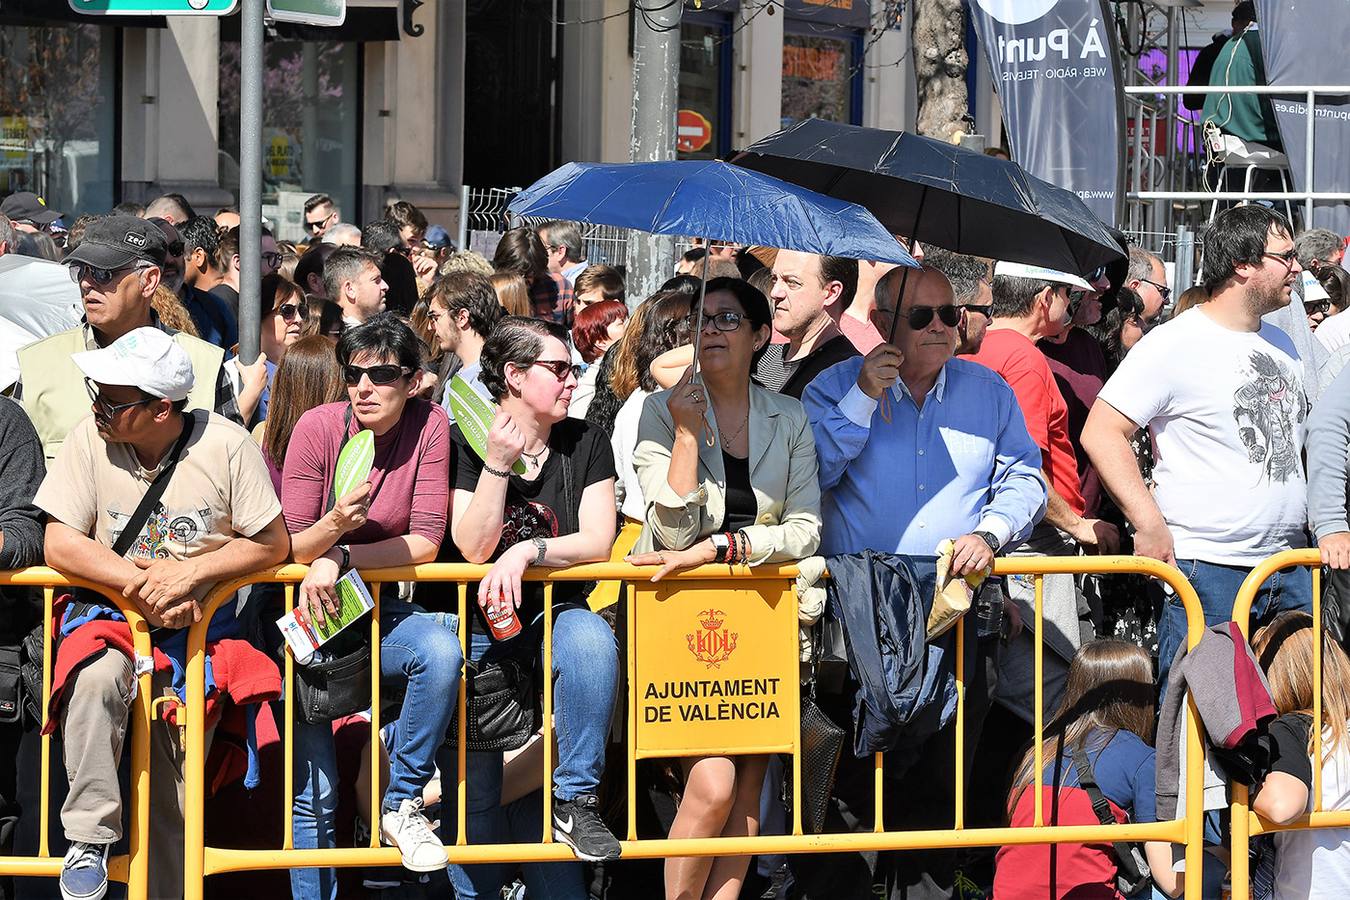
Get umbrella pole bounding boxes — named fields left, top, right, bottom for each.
left=886, top=185, right=928, bottom=346
left=692, top=236, right=715, bottom=447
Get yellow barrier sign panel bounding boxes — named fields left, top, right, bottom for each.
left=634, top=577, right=798, bottom=758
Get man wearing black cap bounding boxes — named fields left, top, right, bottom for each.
left=16, top=214, right=240, bottom=462
left=0, top=191, right=61, bottom=235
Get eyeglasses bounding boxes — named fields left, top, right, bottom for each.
left=342, top=364, right=412, bottom=386
left=962, top=303, right=994, bottom=319
left=275, top=302, right=308, bottom=321
left=687, top=311, right=747, bottom=333
left=905, top=305, right=962, bottom=329
left=1263, top=249, right=1299, bottom=269
left=530, top=359, right=583, bottom=382
left=84, top=378, right=154, bottom=418
left=261, top=252, right=282, bottom=268
left=1305, top=298, right=1331, bottom=316
left=165, top=240, right=184, bottom=258
left=68, top=262, right=143, bottom=287
left=1139, top=277, right=1173, bottom=302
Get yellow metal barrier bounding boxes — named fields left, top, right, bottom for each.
left=0, top=568, right=153, bottom=899
left=180, top=557, right=1207, bottom=899
left=1228, top=548, right=1345, bottom=900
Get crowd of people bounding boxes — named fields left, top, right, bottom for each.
left=0, top=186, right=1349, bottom=900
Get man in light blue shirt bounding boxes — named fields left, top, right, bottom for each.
left=803, top=266, right=1046, bottom=567
left=798, top=265, right=1045, bottom=899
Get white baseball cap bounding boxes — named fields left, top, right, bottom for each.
left=994, top=260, right=1094, bottom=292
left=1301, top=269, right=1331, bottom=303
left=72, top=327, right=195, bottom=402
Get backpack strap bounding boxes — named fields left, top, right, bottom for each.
left=1070, top=743, right=1151, bottom=885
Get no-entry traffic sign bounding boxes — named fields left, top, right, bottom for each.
left=677, top=109, right=713, bottom=154
left=267, top=0, right=345, bottom=25
left=69, top=0, right=237, bottom=12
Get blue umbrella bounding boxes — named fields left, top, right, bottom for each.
left=507, top=160, right=920, bottom=268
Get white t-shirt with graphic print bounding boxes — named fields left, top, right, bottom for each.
left=1097, top=306, right=1309, bottom=564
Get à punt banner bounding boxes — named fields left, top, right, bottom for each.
left=969, top=0, right=1126, bottom=225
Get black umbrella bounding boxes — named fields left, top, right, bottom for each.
left=730, top=118, right=1125, bottom=277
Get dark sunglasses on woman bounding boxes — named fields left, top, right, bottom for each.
left=530, top=360, right=584, bottom=381
left=343, top=364, right=412, bottom=386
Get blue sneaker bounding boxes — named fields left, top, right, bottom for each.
left=60, top=841, right=109, bottom=900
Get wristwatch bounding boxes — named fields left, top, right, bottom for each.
left=334, top=543, right=351, bottom=571
left=973, top=531, right=1000, bottom=554
left=710, top=533, right=731, bottom=563
left=531, top=536, right=548, bottom=566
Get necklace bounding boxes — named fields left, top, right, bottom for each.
left=719, top=413, right=749, bottom=445
left=521, top=445, right=549, bottom=468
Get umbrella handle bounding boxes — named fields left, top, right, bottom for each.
left=691, top=236, right=716, bottom=448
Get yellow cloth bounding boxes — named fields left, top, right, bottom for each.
left=587, top=519, right=644, bottom=611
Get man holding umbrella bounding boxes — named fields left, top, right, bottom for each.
left=802, top=264, right=1045, bottom=897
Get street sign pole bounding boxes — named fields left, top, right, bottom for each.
left=238, top=0, right=264, bottom=365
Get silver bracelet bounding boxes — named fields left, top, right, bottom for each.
left=531, top=536, right=548, bottom=566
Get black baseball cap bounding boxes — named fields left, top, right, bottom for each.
left=63, top=215, right=168, bottom=270
left=1, top=191, right=61, bottom=227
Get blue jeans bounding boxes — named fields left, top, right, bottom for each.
left=1157, top=558, right=1312, bottom=693
left=290, top=602, right=464, bottom=900
left=442, top=604, right=618, bottom=899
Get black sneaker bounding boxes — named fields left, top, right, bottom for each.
left=552, top=794, right=620, bottom=862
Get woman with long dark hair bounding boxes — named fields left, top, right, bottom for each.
left=256, top=334, right=345, bottom=491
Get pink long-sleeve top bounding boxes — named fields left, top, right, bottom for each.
left=281, top=399, right=450, bottom=547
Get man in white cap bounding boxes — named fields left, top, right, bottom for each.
left=962, top=261, right=1116, bottom=723
left=34, top=327, right=288, bottom=900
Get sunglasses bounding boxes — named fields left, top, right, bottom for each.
left=68, top=262, right=143, bottom=287
left=1263, top=249, right=1299, bottom=268
left=1305, top=298, right=1331, bottom=316
left=1139, top=277, right=1173, bottom=302
left=343, top=364, right=412, bottom=386
left=904, top=305, right=962, bottom=329
left=687, top=311, right=747, bottom=333
left=305, top=211, right=335, bottom=232
left=963, top=303, right=993, bottom=319
left=529, top=359, right=583, bottom=381
left=275, top=302, right=308, bottom=321
left=84, top=378, right=154, bottom=418
left=1086, top=266, right=1107, bottom=283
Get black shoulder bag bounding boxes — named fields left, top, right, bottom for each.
left=293, top=408, right=375, bottom=725
left=1070, top=744, right=1153, bottom=896
left=18, top=413, right=196, bottom=729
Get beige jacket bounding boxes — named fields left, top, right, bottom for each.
left=632, top=383, right=822, bottom=565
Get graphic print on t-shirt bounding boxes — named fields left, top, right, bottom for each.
left=1233, top=350, right=1306, bottom=483
left=108, top=502, right=211, bottom=559
left=499, top=500, right=560, bottom=549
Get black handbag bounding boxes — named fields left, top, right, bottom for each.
left=292, top=408, right=374, bottom=724
left=446, top=610, right=539, bottom=752
left=784, top=623, right=847, bottom=834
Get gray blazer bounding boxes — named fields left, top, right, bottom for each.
left=632, top=383, right=822, bottom=565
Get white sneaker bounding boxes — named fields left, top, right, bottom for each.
left=380, top=797, right=447, bottom=872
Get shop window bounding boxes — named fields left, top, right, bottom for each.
left=678, top=19, right=732, bottom=159
left=219, top=40, right=359, bottom=242
left=0, top=23, right=116, bottom=218
left=781, top=31, right=859, bottom=128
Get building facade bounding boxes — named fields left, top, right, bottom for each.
left=0, top=1, right=971, bottom=242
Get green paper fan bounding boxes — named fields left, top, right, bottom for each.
left=334, top=428, right=376, bottom=500
left=446, top=375, right=527, bottom=475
